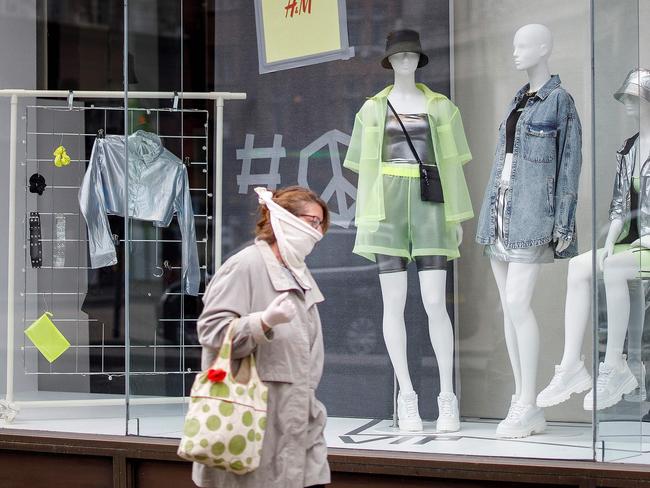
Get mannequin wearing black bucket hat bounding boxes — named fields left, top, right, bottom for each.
left=344, top=29, right=474, bottom=434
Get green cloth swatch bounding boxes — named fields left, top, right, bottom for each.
left=24, top=312, right=70, bottom=363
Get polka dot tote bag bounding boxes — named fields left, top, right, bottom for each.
left=177, top=320, right=268, bottom=474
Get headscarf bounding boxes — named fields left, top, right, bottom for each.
left=254, top=187, right=322, bottom=289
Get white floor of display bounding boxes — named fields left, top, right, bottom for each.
left=3, top=396, right=650, bottom=464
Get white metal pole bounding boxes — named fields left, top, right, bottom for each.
left=5, top=95, right=18, bottom=404
left=214, top=97, right=224, bottom=270
left=0, top=90, right=246, bottom=101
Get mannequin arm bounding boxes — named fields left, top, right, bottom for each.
left=599, top=218, right=624, bottom=271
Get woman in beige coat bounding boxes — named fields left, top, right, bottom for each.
left=192, top=186, right=330, bottom=488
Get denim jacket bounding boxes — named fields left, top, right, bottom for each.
left=475, top=75, right=582, bottom=258
left=79, top=130, right=200, bottom=295
left=609, top=133, right=650, bottom=241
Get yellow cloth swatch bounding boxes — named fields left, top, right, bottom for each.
left=24, top=312, right=70, bottom=362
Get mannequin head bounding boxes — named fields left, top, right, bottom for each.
left=389, top=52, right=421, bottom=75
left=512, top=24, right=553, bottom=71
left=615, top=68, right=650, bottom=124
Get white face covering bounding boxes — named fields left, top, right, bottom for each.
left=254, top=187, right=323, bottom=289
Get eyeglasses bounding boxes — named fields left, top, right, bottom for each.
left=299, top=214, right=323, bottom=230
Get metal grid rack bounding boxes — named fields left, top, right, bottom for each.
left=0, top=89, right=246, bottom=413
left=21, top=105, right=210, bottom=378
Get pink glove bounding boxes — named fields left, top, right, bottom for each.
left=261, top=292, right=296, bottom=328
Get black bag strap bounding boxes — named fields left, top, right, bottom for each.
left=386, top=99, right=422, bottom=166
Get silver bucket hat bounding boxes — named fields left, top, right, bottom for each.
left=614, top=68, right=650, bottom=103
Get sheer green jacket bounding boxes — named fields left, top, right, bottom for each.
left=343, top=84, right=473, bottom=231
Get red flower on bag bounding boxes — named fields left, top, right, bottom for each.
left=207, top=368, right=227, bottom=382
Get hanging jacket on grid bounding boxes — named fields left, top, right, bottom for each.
left=79, top=130, right=200, bottom=296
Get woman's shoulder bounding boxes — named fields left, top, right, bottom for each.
left=220, top=242, right=264, bottom=272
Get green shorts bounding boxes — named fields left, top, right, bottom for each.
left=614, top=243, right=650, bottom=276
left=353, top=164, right=459, bottom=263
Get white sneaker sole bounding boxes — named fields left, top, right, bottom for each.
left=495, top=417, right=546, bottom=439
left=436, top=419, right=460, bottom=433
left=536, top=374, right=592, bottom=408
left=584, top=374, right=638, bottom=411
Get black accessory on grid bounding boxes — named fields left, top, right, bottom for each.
left=29, top=173, right=47, bottom=195
left=386, top=99, right=444, bottom=203
left=29, top=211, right=43, bottom=268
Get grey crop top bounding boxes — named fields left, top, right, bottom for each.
left=382, top=112, right=435, bottom=164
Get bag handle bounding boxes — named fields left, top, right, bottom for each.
left=387, top=99, right=423, bottom=166
left=209, top=319, right=262, bottom=385
left=386, top=99, right=430, bottom=187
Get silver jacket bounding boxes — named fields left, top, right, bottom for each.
left=79, top=130, right=200, bottom=295
left=609, top=133, right=650, bottom=242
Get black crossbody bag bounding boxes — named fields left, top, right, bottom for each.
left=387, top=99, right=444, bottom=203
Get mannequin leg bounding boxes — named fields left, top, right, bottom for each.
left=583, top=250, right=639, bottom=410
left=504, top=262, right=541, bottom=406
left=536, top=250, right=595, bottom=408
left=418, top=269, right=454, bottom=393
left=378, top=271, right=413, bottom=392
left=489, top=258, right=521, bottom=398
left=560, top=250, right=596, bottom=369
left=602, top=250, right=639, bottom=365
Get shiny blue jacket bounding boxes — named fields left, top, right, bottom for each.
left=475, top=75, right=582, bottom=258
left=79, top=130, right=200, bottom=295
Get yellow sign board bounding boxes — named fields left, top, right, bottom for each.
left=255, top=0, right=353, bottom=73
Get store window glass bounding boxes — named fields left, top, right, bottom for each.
left=2, top=0, right=650, bottom=468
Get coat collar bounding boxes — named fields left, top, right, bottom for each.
left=369, top=83, right=446, bottom=105
left=515, top=74, right=562, bottom=102
left=254, top=239, right=324, bottom=307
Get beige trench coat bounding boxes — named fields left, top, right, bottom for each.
left=192, top=239, right=330, bottom=488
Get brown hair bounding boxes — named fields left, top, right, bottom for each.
left=255, top=186, right=330, bottom=244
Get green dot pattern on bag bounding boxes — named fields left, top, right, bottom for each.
left=247, top=429, right=255, bottom=442
left=219, top=401, right=234, bottom=416
left=246, top=457, right=252, bottom=465
left=191, top=397, right=201, bottom=403
left=200, top=375, right=208, bottom=384
left=202, top=404, right=210, bottom=413
left=200, top=439, right=209, bottom=448
left=194, top=455, right=208, bottom=462
left=210, top=382, right=229, bottom=398
left=184, top=418, right=200, bottom=437
left=211, top=442, right=225, bottom=456
left=206, top=415, right=221, bottom=431
left=258, top=417, right=267, bottom=430
left=230, top=460, right=244, bottom=471
left=248, top=386, right=256, bottom=399
left=219, top=344, right=230, bottom=358
left=227, top=424, right=233, bottom=431
left=185, top=440, right=194, bottom=451
left=228, top=435, right=246, bottom=456
left=236, top=386, right=245, bottom=396
left=261, top=390, right=268, bottom=402
left=242, top=411, right=253, bottom=427
left=255, top=433, right=262, bottom=441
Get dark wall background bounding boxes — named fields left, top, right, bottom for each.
left=38, top=0, right=451, bottom=421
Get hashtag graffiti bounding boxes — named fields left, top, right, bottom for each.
left=298, top=129, right=356, bottom=228
left=236, top=134, right=285, bottom=194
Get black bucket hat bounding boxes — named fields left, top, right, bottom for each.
left=381, top=29, right=428, bottom=69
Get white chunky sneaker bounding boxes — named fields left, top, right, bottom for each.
left=584, top=359, right=638, bottom=410
left=496, top=401, right=546, bottom=439
left=624, top=362, right=647, bottom=402
left=436, top=392, right=460, bottom=433
left=536, top=361, right=592, bottom=407
left=397, top=391, right=422, bottom=431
